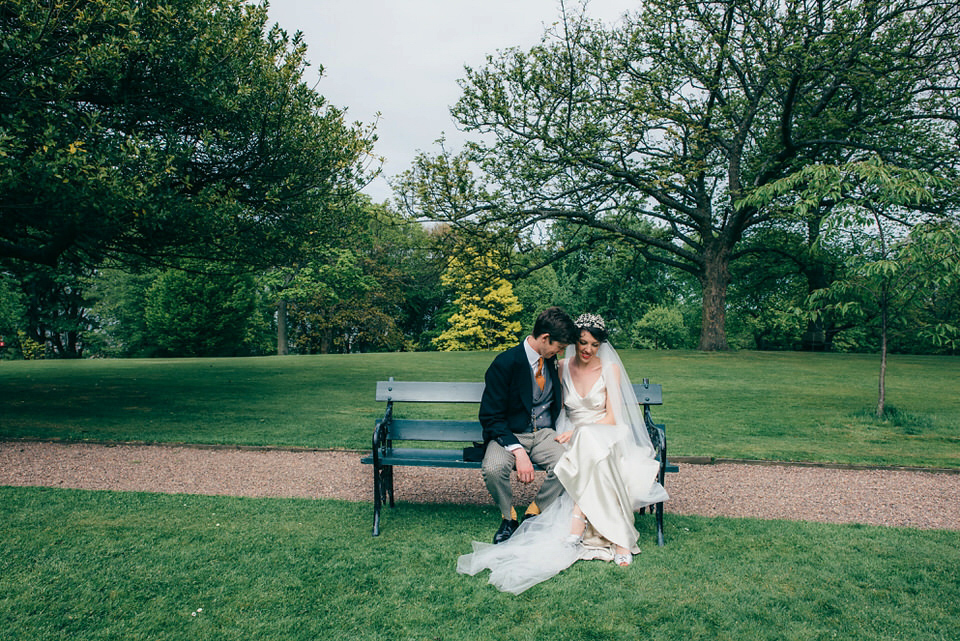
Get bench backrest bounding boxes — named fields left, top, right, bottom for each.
left=376, top=379, right=662, bottom=444
left=377, top=380, right=662, bottom=405
left=376, top=380, right=484, bottom=403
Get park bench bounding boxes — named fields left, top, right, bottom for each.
left=361, top=377, right=678, bottom=545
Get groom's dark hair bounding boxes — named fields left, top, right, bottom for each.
left=532, top=307, right=578, bottom=344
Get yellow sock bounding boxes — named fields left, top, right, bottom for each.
left=509, top=507, right=517, bottom=521
left=524, top=502, right=540, bottom=517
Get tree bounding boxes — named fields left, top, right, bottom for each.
left=731, top=219, right=863, bottom=350
left=513, top=264, right=562, bottom=331
left=0, top=270, right=26, bottom=357
left=434, top=246, right=523, bottom=351
left=402, top=0, right=960, bottom=350
left=0, top=0, right=374, bottom=270
left=745, top=157, right=960, bottom=416
left=364, top=206, right=450, bottom=351
left=282, top=247, right=408, bottom=354
left=81, top=267, right=157, bottom=357
left=547, top=224, right=683, bottom=339
left=632, top=306, right=689, bottom=350
left=262, top=198, right=434, bottom=355
left=0, top=260, right=97, bottom=358
left=143, top=266, right=257, bottom=357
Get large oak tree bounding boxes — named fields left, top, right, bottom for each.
left=403, top=0, right=960, bottom=349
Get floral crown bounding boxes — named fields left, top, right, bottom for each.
left=575, top=313, right=606, bottom=330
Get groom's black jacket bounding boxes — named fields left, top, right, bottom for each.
left=478, top=341, right=563, bottom=450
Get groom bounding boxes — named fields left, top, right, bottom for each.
left=478, top=306, right=579, bottom=544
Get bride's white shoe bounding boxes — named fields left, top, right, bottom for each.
left=565, top=512, right=588, bottom=546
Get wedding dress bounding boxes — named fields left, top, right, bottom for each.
left=457, top=343, right=668, bottom=594
left=553, top=357, right=669, bottom=558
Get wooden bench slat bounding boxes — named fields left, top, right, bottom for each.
left=376, top=381, right=484, bottom=403
left=386, top=419, right=482, bottom=442
left=361, top=449, right=546, bottom=469
left=370, top=448, right=475, bottom=467
left=376, top=380, right=661, bottom=404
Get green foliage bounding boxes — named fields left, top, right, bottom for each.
left=15, top=329, right=43, bottom=359
left=143, top=267, right=258, bottom=357
left=512, top=264, right=562, bottom=331
left=29, top=201, right=448, bottom=358
left=742, top=157, right=960, bottom=413
left=812, top=227, right=957, bottom=345
left=734, top=304, right=805, bottom=351
left=726, top=224, right=841, bottom=351
left=631, top=306, right=689, bottom=349
left=0, top=0, right=373, bottom=269
left=257, top=200, right=445, bottom=354
left=0, top=261, right=93, bottom=357
left=84, top=267, right=159, bottom=357
left=548, top=229, right=681, bottom=341
left=281, top=248, right=373, bottom=353
left=0, top=271, right=25, bottom=354
left=434, top=247, right=523, bottom=351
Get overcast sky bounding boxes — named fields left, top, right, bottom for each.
left=265, top=0, right=635, bottom=203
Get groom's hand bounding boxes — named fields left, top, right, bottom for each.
left=514, top=449, right=535, bottom=483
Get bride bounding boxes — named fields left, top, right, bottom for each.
left=457, top=313, right=669, bottom=594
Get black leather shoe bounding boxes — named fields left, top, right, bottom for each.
left=493, top=519, right=519, bottom=544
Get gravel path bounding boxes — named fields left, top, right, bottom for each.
left=2, top=441, right=959, bottom=531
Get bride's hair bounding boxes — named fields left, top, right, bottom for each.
left=575, top=313, right=608, bottom=343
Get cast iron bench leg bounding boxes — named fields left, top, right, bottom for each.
left=372, top=463, right=383, bottom=536
left=657, top=440, right=667, bottom=546
left=656, top=501, right=665, bottom=547
left=385, top=465, right=395, bottom=508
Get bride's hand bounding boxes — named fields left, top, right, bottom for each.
left=555, top=431, right=572, bottom=444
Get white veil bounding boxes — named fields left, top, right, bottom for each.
left=456, top=492, right=579, bottom=594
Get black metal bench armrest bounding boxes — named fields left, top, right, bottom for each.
left=372, top=401, right=393, bottom=460
left=643, top=405, right=665, bottom=457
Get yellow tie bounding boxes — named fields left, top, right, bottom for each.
left=535, top=357, right=545, bottom=391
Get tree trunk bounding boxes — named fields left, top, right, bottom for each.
left=699, top=242, right=731, bottom=351
left=276, top=299, right=289, bottom=356
left=66, top=330, right=82, bottom=358
left=802, top=261, right=829, bottom=351
left=877, top=295, right=888, bottom=419
left=802, top=217, right=830, bottom=351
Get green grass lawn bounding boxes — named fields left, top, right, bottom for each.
left=3, top=353, right=958, bottom=640
left=2, top=350, right=959, bottom=468
left=2, top=486, right=957, bottom=641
